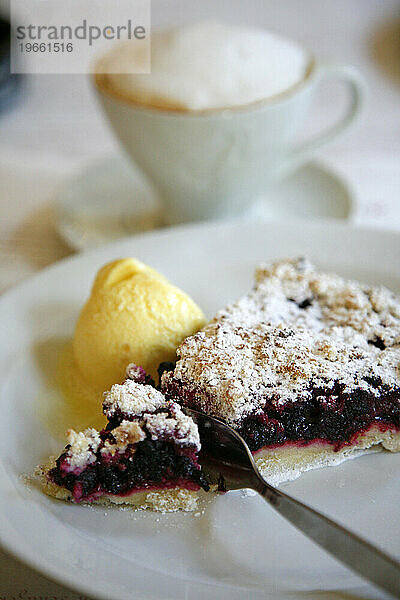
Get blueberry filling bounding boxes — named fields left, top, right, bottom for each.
left=367, top=337, right=386, bottom=350
left=49, top=438, right=209, bottom=501
left=238, top=383, right=400, bottom=452
left=288, top=297, right=314, bottom=309
left=157, top=361, right=176, bottom=387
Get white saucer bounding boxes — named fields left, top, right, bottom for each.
left=56, top=154, right=354, bottom=250
left=252, top=161, right=354, bottom=222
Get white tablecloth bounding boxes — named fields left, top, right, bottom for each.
left=0, top=1, right=399, bottom=598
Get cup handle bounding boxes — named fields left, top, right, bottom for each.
left=291, top=64, right=364, bottom=166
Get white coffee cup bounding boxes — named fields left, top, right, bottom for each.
left=94, top=32, right=363, bottom=225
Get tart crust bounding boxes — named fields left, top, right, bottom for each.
left=254, top=424, right=400, bottom=486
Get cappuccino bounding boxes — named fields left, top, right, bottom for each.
left=96, top=21, right=310, bottom=111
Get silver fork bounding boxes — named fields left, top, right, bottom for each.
left=184, top=407, right=400, bottom=598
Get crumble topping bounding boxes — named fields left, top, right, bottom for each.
left=126, top=363, right=147, bottom=381
left=162, top=258, right=400, bottom=425
left=144, top=402, right=201, bottom=450
left=101, top=420, right=146, bottom=456
left=103, top=380, right=165, bottom=420
left=102, top=378, right=200, bottom=448
left=65, top=428, right=101, bottom=469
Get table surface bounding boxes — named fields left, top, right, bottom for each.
left=0, top=0, right=399, bottom=598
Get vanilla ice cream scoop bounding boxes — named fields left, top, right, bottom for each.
left=73, top=258, right=206, bottom=393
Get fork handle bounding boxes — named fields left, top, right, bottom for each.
left=256, top=480, right=400, bottom=598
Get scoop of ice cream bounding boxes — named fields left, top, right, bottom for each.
left=72, top=258, right=206, bottom=393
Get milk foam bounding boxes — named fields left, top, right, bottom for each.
left=98, top=21, right=310, bottom=111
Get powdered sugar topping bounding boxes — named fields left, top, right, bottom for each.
left=103, top=380, right=165, bottom=420
left=65, top=428, right=101, bottom=469
left=144, top=402, right=200, bottom=450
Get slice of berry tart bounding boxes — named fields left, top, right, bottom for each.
left=162, top=258, right=400, bottom=485
left=37, top=365, right=209, bottom=511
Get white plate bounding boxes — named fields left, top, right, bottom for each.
left=0, top=220, right=399, bottom=600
